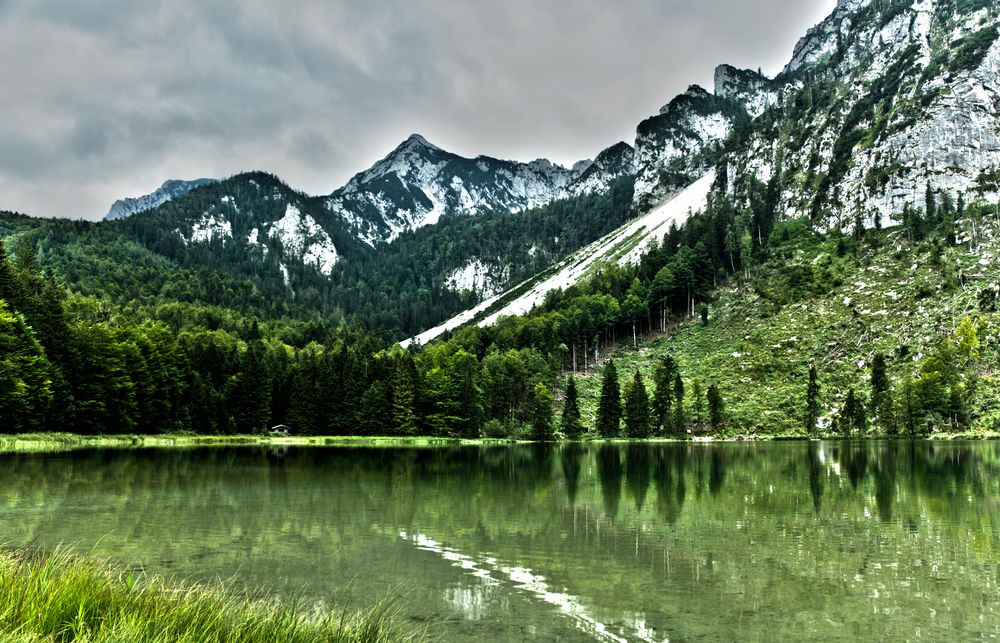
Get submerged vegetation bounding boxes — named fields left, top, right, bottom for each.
left=0, top=547, right=415, bottom=643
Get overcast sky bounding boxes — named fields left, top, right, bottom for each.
left=0, top=0, right=837, bottom=220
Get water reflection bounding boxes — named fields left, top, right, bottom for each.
left=1, top=441, right=999, bottom=642
left=596, top=445, right=622, bottom=520
left=560, top=444, right=583, bottom=505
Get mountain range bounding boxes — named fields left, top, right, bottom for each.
left=11, top=0, right=1000, bottom=341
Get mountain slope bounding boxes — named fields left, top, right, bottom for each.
left=633, top=86, right=748, bottom=211
left=411, top=0, right=1000, bottom=346
left=104, top=179, right=216, bottom=221
left=405, top=172, right=714, bottom=347
left=571, top=211, right=1000, bottom=436
left=324, top=134, right=633, bottom=246
left=722, top=0, right=1000, bottom=227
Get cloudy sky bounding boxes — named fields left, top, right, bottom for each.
left=0, top=0, right=836, bottom=220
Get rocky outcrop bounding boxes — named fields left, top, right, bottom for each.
left=722, top=0, right=1000, bottom=227
left=632, top=86, right=747, bottom=211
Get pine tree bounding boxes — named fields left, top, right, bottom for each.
left=623, top=370, right=651, bottom=438
left=841, top=388, right=866, bottom=436
left=561, top=376, right=584, bottom=439
left=597, top=359, right=622, bottom=438
left=0, top=242, right=23, bottom=308
left=652, top=355, right=678, bottom=434
left=707, top=384, right=724, bottom=433
left=527, top=382, right=555, bottom=441
left=870, top=354, right=896, bottom=435
left=805, top=365, right=821, bottom=434
left=392, top=353, right=420, bottom=435
left=900, top=372, right=917, bottom=435
left=672, top=373, right=685, bottom=434
left=692, top=380, right=704, bottom=428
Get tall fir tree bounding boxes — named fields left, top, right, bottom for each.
left=561, top=376, right=584, bottom=439
left=392, top=353, right=420, bottom=435
left=672, top=373, right=685, bottom=434
left=597, top=359, right=622, bottom=438
left=0, top=242, right=23, bottom=308
left=527, top=381, right=555, bottom=441
left=841, top=388, right=866, bottom=436
left=692, top=380, right=704, bottom=429
left=623, top=370, right=651, bottom=439
left=652, top=355, right=678, bottom=435
left=870, top=354, right=896, bottom=435
left=707, top=384, right=724, bottom=433
left=805, top=365, right=821, bottom=434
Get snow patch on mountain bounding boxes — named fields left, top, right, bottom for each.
left=404, top=172, right=715, bottom=347
left=182, top=212, right=232, bottom=244
left=267, top=204, right=339, bottom=275
left=445, top=260, right=506, bottom=298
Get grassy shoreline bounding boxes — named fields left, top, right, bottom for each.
left=0, top=547, right=417, bottom=643
left=2, top=431, right=998, bottom=454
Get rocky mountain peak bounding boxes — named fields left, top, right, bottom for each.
left=104, top=178, right=216, bottom=221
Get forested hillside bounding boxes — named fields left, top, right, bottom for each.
left=3, top=184, right=997, bottom=438
left=0, top=176, right=634, bottom=339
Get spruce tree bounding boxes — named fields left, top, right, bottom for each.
left=392, top=353, right=420, bottom=435
left=707, top=384, right=724, bottom=433
left=870, top=353, right=896, bottom=435
left=623, top=370, right=651, bottom=439
left=597, top=359, right=622, bottom=438
left=652, top=355, right=678, bottom=434
left=692, top=380, right=704, bottom=429
left=561, top=376, right=584, bottom=439
left=527, top=382, right=555, bottom=441
left=805, top=365, right=821, bottom=434
left=841, top=388, right=866, bottom=436
left=0, top=242, right=23, bottom=308
left=672, top=373, right=685, bottom=434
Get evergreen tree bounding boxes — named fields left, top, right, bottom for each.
left=527, top=382, right=555, bottom=441
left=357, top=380, right=393, bottom=435
left=692, top=380, right=704, bottom=428
left=870, top=353, right=895, bottom=435
left=392, top=353, right=420, bottom=435
left=225, top=340, right=272, bottom=434
left=672, top=373, right=685, bottom=434
left=597, top=359, right=622, bottom=438
left=623, top=370, right=651, bottom=439
left=841, top=388, right=866, bottom=436
left=652, top=355, right=678, bottom=434
left=561, top=376, right=584, bottom=439
left=900, top=372, right=917, bottom=435
left=707, top=384, right=724, bottom=433
left=0, top=242, right=23, bottom=308
left=805, top=365, right=821, bottom=434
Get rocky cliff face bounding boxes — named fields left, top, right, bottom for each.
left=324, top=134, right=632, bottom=246
left=722, top=0, right=1000, bottom=227
left=632, top=85, right=748, bottom=211
left=104, top=179, right=216, bottom=221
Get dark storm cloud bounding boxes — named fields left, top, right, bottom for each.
left=0, top=0, right=836, bottom=220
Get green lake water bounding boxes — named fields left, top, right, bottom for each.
left=1, top=441, right=999, bottom=641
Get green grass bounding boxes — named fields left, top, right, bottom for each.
left=0, top=433, right=529, bottom=454
left=0, top=547, right=419, bottom=643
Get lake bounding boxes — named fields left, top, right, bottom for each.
left=1, top=441, right=998, bottom=641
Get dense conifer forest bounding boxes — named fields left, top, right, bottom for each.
left=2, top=185, right=995, bottom=438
